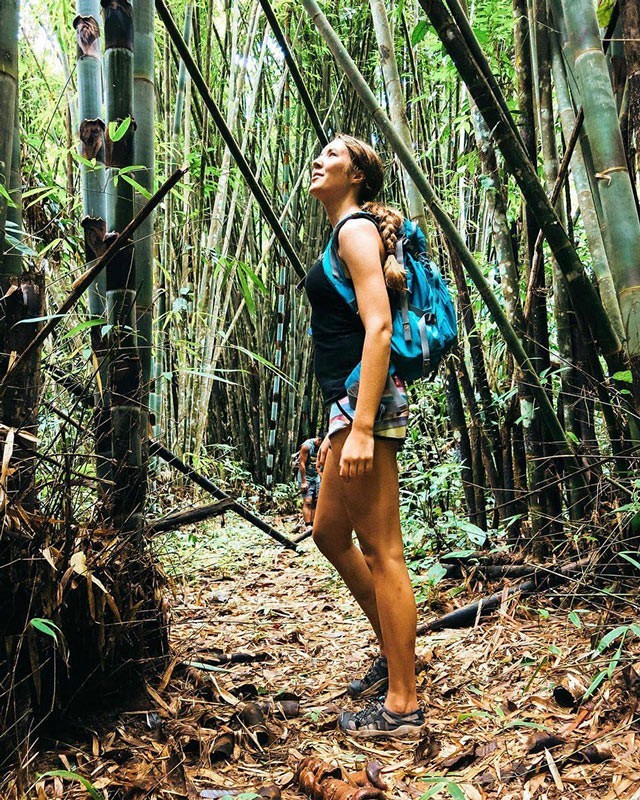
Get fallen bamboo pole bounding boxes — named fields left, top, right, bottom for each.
left=150, top=441, right=299, bottom=550
left=148, top=498, right=236, bottom=535
left=44, top=387, right=298, bottom=551
left=417, top=557, right=592, bottom=634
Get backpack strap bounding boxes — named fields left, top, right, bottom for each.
left=395, top=238, right=413, bottom=344
left=396, top=233, right=431, bottom=370
left=329, top=211, right=379, bottom=279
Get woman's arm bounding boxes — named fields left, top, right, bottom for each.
left=337, top=217, right=391, bottom=480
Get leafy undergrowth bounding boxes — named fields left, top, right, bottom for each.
left=5, top=516, right=640, bottom=800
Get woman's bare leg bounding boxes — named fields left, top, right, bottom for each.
left=312, top=435, right=384, bottom=651
left=329, top=429, right=417, bottom=714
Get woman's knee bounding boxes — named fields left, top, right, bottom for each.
left=312, top=521, right=352, bottom=559
left=361, top=542, right=406, bottom=575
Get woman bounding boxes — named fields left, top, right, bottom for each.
left=305, top=134, right=424, bottom=738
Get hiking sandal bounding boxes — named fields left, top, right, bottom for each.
left=347, top=655, right=389, bottom=698
left=338, top=698, right=426, bottom=739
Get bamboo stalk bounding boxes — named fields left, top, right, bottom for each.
left=257, top=0, right=328, bottom=146
left=74, top=3, right=107, bottom=312
left=102, top=0, right=144, bottom=531
left=148, top=440, right=298, bottom=550
left=133, top=0, right=155, bottom=396
left=369, top=0, right=428, bottom=233
left=445, top=0, right=524, bottom=148
left=0, top=0, right=19, bottom=262
left=300, top=0, right=585, bottom=484
left=418, top=0, right=624, bottom=369
left=0, top=167, right=187, bottom=396
left=155, top=0, right=306, bottom=281
left=561, top=0, right=640, bottom=411
left=444, top=359, right=477, bottom=525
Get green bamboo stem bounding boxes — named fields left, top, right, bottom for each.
left=133, top=0, right=155, bottom=396
left=561, top=0, right=640, bottom=405
left=536, top=9, right=585, bottom=523
left=300, top=0, right=585, bottom=486
left=102, top=0, right=144, bottom=532
left=257, top=0, right=328, bottom=147
left=155, top=0, right=306, bottom=281
left=369, top=0, right=428, bottom=233
left=266, top=59, right=291, bottom=488
left=620, top=0, right=640, bottom=194
left=418, top=0, right=624, bottom=371
left=0, top=67, right=45, bottom=509
left=445, top=359, right=478, bottom=524
left=4, top=93, right=22, bottom=278
left=549, top=30, right=624, bottom=342
left=74, top=3, right=110, bottom=491
left=446, top=0, right=524, bottom=149
left=74, top=3, right=107, bottom=314
left=0, top=167, right=187, bottom=398
left=188, top=1, right=264, bottom=459
left=0, top=0, right=19, bottom=264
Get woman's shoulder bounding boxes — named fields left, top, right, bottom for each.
left=336, top=219, right=386, bottom=281
left=337, top=215, right=382, bottom=251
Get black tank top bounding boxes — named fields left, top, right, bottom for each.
left=304, top=214, right=378, bottom=403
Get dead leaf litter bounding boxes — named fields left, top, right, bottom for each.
left=8, top=515, right=640, bottom=800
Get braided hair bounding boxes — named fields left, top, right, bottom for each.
left=337, top=134, right=407, bottom=293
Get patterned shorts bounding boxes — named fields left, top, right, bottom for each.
left=328, top=374, right=409, bottom=442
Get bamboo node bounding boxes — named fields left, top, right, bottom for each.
left=594, top=166, right=628, bottom=185
left=617, top=285, right=640, bottom=299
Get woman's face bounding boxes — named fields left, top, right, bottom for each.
left=309, top=138, right=360, bottom=201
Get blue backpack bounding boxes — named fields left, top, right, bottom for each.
left=323, top=212, right=457, bottom=383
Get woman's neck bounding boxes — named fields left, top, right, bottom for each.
left=324, top=198, right=362, bottom=228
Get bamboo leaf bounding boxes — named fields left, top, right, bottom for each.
left=108, top=116, right=132, bottom=142
left=419, top=784, right=446, bottom=800
left=620, top=552, right=640, bottom=571
left=612, top=370, right=633, bottom=383
left=37, top=238, right=64, bottom=258
left=38, top=770, right=102, bottom=800
left=15, top=314, right=65, bottom=324
left=0, top=182, right=17, bottom=208
left=4, top=233, right=36, bottom=256
left=411, top=20, right=429, bottom=45
left=568, top=611, right=583, bottom=629
left=29, top=618, right=62, bottom=643
left=70, top=150, right=98, bottom=169
left=596, top=0, right=616, bottom=28
left=596, top=625, right=629, bottom=653
left=585, top=669, right=608, bottom=698
left=232, top=345, right=297, bottom=388
left=446, top=785, right=466, bottom=800
left=120, top=173, right=152, bottom=199
left=61, top=318, right=107, bottom=341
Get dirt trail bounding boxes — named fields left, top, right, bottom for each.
left=163, top=517, right=640, bottom=800
left=17, top=516, right=640, bottom=799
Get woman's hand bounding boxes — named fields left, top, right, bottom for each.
left=339, top=427, right=374, bottom=480
left=317, top=435, right=331, bottom=471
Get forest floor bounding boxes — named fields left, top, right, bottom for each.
left=16, top=514, right=640, bottom=800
